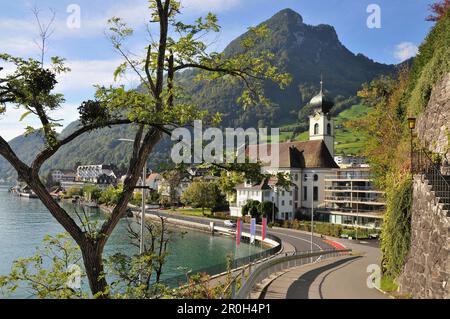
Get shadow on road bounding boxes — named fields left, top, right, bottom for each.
left=281, top=256, right=361, bottom=299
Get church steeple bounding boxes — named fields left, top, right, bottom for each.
left=309, top=77, right=334, bottom=114
left=308, top=77, right=335, bottom=157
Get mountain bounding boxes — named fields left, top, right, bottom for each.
left=177, top=8, right=396, bottom=128
left=0, top=8, right=398, bottom=180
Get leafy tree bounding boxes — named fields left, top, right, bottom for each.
left=66, top=186, right=82, bottom=198
left=82, top=185, right=102, bottom=202
left=242, top=200, right=261, bottom=218
left=99, top=185, right=122, bottom=206
left=259, top=201, right=278, bottom=221
left=0, top=0, right=289, bottom=297
left=181, top=178, right=221, bottom=215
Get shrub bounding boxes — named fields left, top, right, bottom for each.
left=380, top=177, right=412, bottom=278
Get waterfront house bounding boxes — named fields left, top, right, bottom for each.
left=50, top=169, right=76, bottom=183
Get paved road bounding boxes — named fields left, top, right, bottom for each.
left=259, top=240, right=387, bottom=299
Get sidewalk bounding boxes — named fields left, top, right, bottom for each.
left=257, top=241, right=388, bottom=299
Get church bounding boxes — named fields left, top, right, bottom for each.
left=230, top=80, right=340, bottom=221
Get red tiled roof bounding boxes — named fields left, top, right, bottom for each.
left=246, top=140, right=338, bottom=169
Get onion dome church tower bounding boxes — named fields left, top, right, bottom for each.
left=308, top=78, right=335, bottom=157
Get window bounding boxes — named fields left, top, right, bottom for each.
left=314, top=174, right=319, bottom=182
left=327, top=123, right=331, bottom=135
left=313, top=186, right=319, bottom=201
left=281, top=200, right=285, bottom=206
left=303, top=186, right=307, bottom=201
left=282, top=191, right=285, bottom=196
left=294, top=174, right=298, bottom=181
left=289, top=200, right=292, bottom=206
left=314, top=123, right=319, bottom=135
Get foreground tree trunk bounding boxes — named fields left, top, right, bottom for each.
left=80, top=241, right=108, bottom=298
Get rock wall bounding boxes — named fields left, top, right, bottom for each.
left=399, top=73, right=450, bottom=298
left=398, top=177, right=450, bottom=298
left=416, top=72, right=450, bottom=164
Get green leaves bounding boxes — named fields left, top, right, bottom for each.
left=0, top=233, right=86, bottom=299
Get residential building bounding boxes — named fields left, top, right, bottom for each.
left=333, top=156, right=368, bottom=168
left=146, top=173, right=162, bottom=191
left=323, top=168, right=385, bottom=229
left=50, top=169, right=76, bottom=183
left=75, top=165, right=117, bottom=185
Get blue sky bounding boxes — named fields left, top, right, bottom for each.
left=0, top=0, right=436, bottom=140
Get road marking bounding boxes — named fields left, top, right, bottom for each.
left=269, top=230, right=324, bottom=251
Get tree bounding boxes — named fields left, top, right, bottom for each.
left=66, top=186, right=82, bottom=198
left=426, top=0, right=450, bottom=22
left=0, top=0, right=289, bottom=297
left=160, top=169, right=184, bottom=208
left=259, top=201, right=278, bottom=221
left=242, top=200, right=261, bottom=218
left=82, top=185, right=102, bottom=202
left=107, top=215, right=181, bottom=298
left=181, top=178, right=219, bottom=215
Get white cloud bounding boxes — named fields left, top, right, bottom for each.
left=55, top=59, right=141, bottom=93
left=181, top=0, right=241, bottom=13
left=394, top=42, right=419, bottom=62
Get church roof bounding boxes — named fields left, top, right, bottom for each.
left=246, top=140, right=339, bottom=169
left=309, top=79, right=334, bottom=114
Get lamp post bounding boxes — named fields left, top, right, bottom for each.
left=305, top=174, right=315, bottom=253
left=118, top=139, right=146, bottom=256
left=408, top=118, right=416, bottom=174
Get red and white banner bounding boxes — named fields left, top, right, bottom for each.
left=262, top=217, right=267, bottom=241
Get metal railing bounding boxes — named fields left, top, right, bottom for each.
left=414, top=147, right=450, bottom=212
left=224, top=248, right=351, bottom=299
left=324, top=195, right=386, bottom=204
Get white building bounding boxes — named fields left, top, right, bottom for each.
left=230, top=80, right=340, bottom=220
left=334, top=155, right=368, bottom=168
left=76, top=165, right=117, bottom=185
left=324, top=168, right=385, bottom=229
left=50, top=169, right=76, bottom=183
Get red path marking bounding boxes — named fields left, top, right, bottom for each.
left=323, top=239, right=350, bottom=254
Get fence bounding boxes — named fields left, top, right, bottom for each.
left=224, top=248, right=351, bottom=299
left=413, top=147, right=450, bottom=212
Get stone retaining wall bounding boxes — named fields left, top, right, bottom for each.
left=398, top=176, right=450, bottom=298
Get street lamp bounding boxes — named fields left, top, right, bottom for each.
left=117, top=138, right=147, bottom=256
left=408, top=118, right=416, bottom=174
left=304, top=174, right=315, bottom=253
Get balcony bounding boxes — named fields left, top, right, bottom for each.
left=324, top=195, right=386, bottom=205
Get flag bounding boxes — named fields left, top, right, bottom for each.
left=236, top=218, right=241, bottom=246
left=262, top=217, right=267, bottom=241
left=250, top=218, right=256, bottom=244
